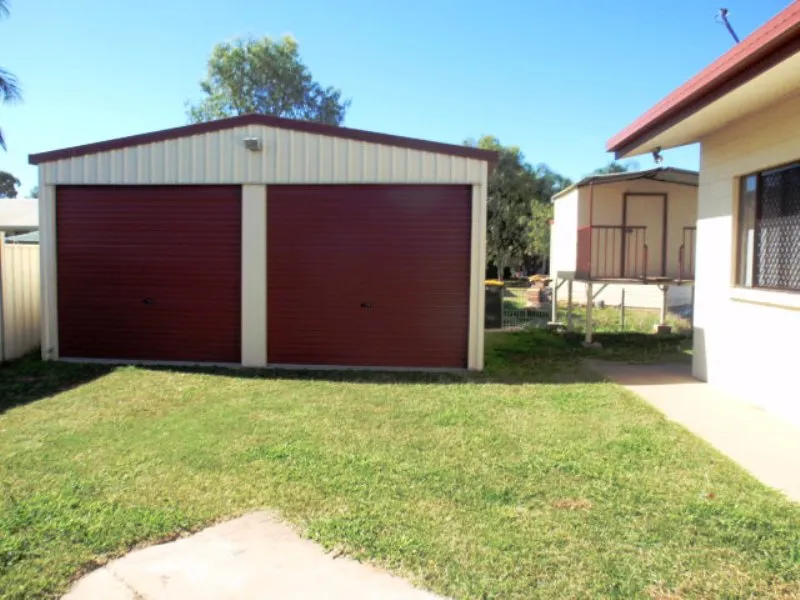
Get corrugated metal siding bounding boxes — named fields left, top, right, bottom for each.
left=56, top=186, right=241, bottom=362
left=1, top=243, right=41, bottom=361
left=268, top=185, right=471, bottom=368
left=43, top=125, right=487, bottom=186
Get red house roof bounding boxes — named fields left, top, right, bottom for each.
left=607, top=2, right=800, bottom=157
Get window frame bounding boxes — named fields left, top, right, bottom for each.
left=735, top=159, right=800, bottom=295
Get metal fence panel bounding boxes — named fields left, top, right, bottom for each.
left=501, top=287, right=550, bottom=330
left=1, top=243, right=41, bottom=361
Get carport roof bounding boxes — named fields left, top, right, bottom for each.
left=29, top=114, right=498, bottom=165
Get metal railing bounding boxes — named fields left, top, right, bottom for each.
left=577, top=225, right=648, bottom=279
left=679, top=226, right=696, bottom=281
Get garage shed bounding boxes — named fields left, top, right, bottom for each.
left=29, top=115, right=495, bottom=370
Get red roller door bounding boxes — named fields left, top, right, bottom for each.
left=268, top=184, right=471, bottom=368
left=57, top=186, right=241, bottom=362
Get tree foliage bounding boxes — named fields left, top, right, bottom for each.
left=592, top=160, right=637, bottom=175
left=29, top=185, right=39, bottom=199
left=188, top=36, right=350, bottom=125
left=0, top=170, right=20, bottom=198
left=0, top=0, right=22, bottom=150
left=527, top=198, right=553, bottom=263
left=466, top=136, right=570, bottom=275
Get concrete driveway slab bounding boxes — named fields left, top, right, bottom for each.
left=63, top=512, right=445, bottom=600
left=589, top=360, right=800, bottom=502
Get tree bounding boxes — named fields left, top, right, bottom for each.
left=465, top=136, right=571, bottom=277
left=527, top=198, right=553, bottom=268
left=531, top=164, right=572, bottom=202
left=0, top=170, right=20, bottom=198
left=0, top=0, right=22, bottom=150
left=591, top=160, right=637, bottom=175
left=29, top=185, right=39, bottom=199
left=188, top=36, right=350, bottom=125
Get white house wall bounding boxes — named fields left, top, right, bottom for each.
left=41, top=125, right=487, bottom=186
left=37, top=125, right=489, bottom=371
left=694, top=90, right=800, bottom=425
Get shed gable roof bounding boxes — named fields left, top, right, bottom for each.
left=551, top=167, right=699, bottom=202
left=29, top=114, right=497, bottom=165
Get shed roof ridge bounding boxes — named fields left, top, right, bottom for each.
left=29, top=113, right=497, bottom=165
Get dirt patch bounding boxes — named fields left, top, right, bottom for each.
left=551, top=498, right=592, bottom=510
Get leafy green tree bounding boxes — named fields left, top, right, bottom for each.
left=188, top=36, right=350, bottom=125
left=591, top=160, right=637, bottom=175
left=0, top=170, right=20, bottom=198
left=466, top=136, right=570, bottom=277
left=527, top=198, right=553, bottom=267
left=0, top=0, right=21, bottom=150
left=29, top=185, right=39, bottom=199
left=531, top=164, right=572, bottom=202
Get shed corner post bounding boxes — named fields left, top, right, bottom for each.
left=468, top=183, right=487, bottom=371
left=40, top=183, right=59, bottom=361
left=241, top=184, right=268, bottom=367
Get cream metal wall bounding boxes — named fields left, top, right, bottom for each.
left=37, top=124, right=489, bottom=370
left=40, top=125, right=488, bottom=186
left=694, top=91, right=800, bottom=426
left=550, top=189, right=579, bottom=277
left=578, top=179, right=698, bottom=278
left=1, top=241, right=41, bottom=362
left=552, top=180, right=697, bottom=279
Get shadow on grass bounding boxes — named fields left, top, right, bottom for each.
left=0, top=331, right=693, bottom=407
left=0, top=353, right=114, bottom=414
left=148, top=330, right=691, bottom=386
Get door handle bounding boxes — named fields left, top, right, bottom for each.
left=360, top=302, right=373, bottom=309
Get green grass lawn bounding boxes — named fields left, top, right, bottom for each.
left=1, top=334, right=799, bottom=599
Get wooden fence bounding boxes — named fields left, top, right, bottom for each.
left=1, top=241, right=41, bottom=361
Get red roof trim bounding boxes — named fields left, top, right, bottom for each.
left=29, top=113, right=497, bottom=165
left=607, top=2, right=800, bottom=156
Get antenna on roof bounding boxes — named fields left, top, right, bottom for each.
left=716, top=8, right=740, bottom=44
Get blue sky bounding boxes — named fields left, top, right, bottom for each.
left=0, top=0, right=792, bottom=193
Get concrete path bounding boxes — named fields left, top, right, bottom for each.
left=589, top=360, right=800, bottom=502
left=63, top=512, right=445, bottom=600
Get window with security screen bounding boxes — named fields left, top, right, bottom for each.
left=736, top=162, right=800, bottom=292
